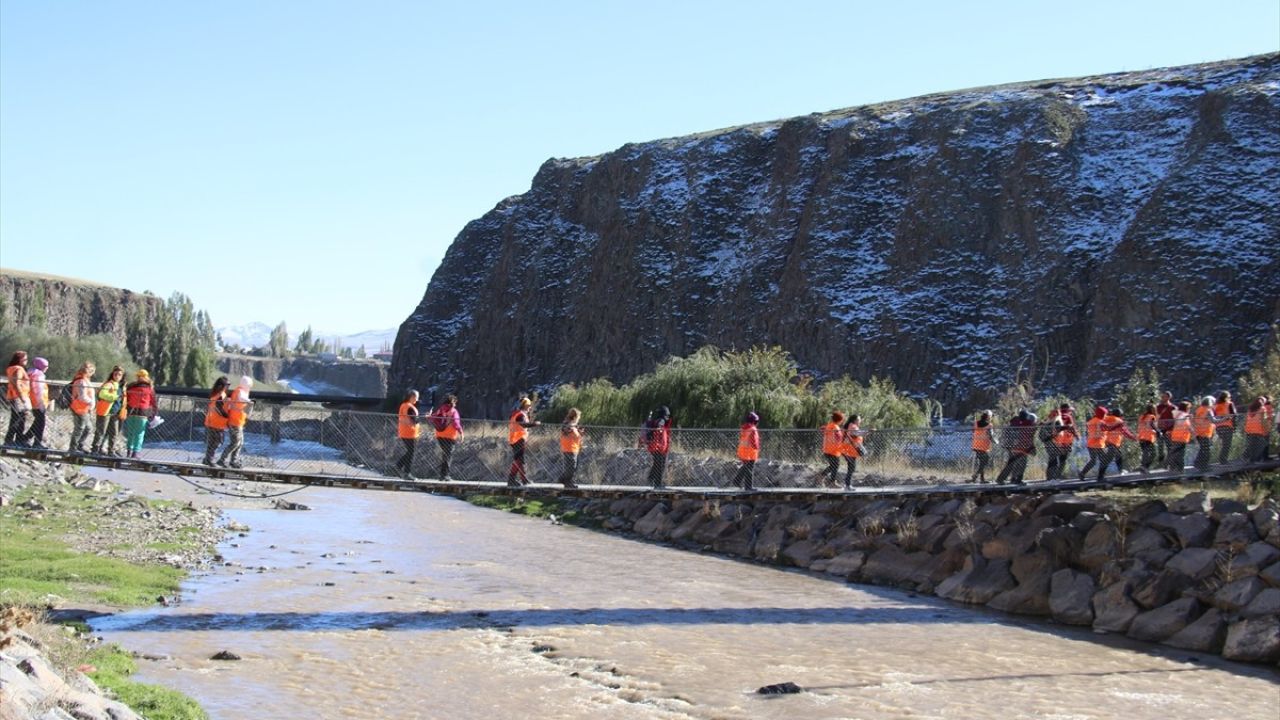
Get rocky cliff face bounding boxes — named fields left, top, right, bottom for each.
left=0, top=269, right=165, bottom=346
left=392, top=55, right=1280, bottom=418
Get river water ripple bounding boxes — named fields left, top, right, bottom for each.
left=92, top=476, right=1279, bottom=719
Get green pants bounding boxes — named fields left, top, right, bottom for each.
left=124, top=416, right=148, bottom=452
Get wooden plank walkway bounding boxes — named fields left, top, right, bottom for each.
left=3, top=446, right=1276, bottom=503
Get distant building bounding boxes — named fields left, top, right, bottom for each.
left=372, top=351, right=393, bottom=362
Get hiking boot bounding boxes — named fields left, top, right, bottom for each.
left=202, top=458, right=215, bottom=467
left=216, top=459, right=227, bottom=467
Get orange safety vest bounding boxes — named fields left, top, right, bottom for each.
left=5, top=365, right=30, bottom=403
left=823, top=422, right=844, bottom=456
left=398, top=401, right=420, bottom=440
left=95, top=380, right=120, bottom=416
left=509, top=410, right=529, bottom=445
left=1245, top=409, right=1267, bottom=435
left=843, top=425, right=863, bottom=458
left=70, top=375, right=93, bottom=415
left=560, top=424, right=582, bottom=454
left=1137, top=413, right=1157, bottom=443
left=434, top=408, right=460, bottom=440
left=226, top=388, right=250, bottom=428
left=1085, top=417, right=1106, bottom=449
left=1170, top=412, right=1193, bottom=443
left=1214, top=402, right=1235, bottom=429
left=1103, top=415, right=1125, bottom=447
left=205, top=391, right=229, bottom=430
left=738, top=425, right=759, bottom=462
left=1054, top=422, right=1076, bottom=448
left=1192, top=405, right=1215, bottom=438
left=971, top=421, right=992, bottom=452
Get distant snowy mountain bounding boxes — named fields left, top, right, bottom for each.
left=216, top=322, right=397, bottom=353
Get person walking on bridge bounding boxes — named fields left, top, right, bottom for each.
left=1243, top=397, right=1271, bottom=462
left=430, top=394, right=462, bottom=480
left=1191, top=396, right=1219, bottom=471
left=1079, top=406, right=1109, bottom=481
left=123, top=369, right=157, bottom=459
left=1166, top=401, right=1194, bottom=471
left=91, top=366, right=126, bottom=456
left=971, top=410, right=995, bottom=483
left=841, top=416, right=867, bottom=489
left=558, top=407, right=583, bottom=489
left=1041, top=405, right=1071, bottom=480
left=217, top=376, right=253, bottom=468
left=1137, top=404, right=1158, bottom=472
left=202, top=376, right=231, bottom=466
left=641, top=406, right=673, bottom=489
left=395, top=389, right=422, bottom=479
left=4, top=351, right=31, bottom=447
left=1214, top=391, right=1238, bottom=464
left=820, top=411, right=845, bottom=487
left=1155, top=391, right=1176, bottom=464
left=1049, top=409, right=1078, bottom=480
left=68, top=362, right=97, bottom=454
left=507, top=396, right=539, bottom=487
left=996, top=410, right=1036, bottom=485
left=1099, top=408, right=1137, bottom=481
left=22, top=357, right=50, bottom=449
left=733, top=411, right=760, bottom=491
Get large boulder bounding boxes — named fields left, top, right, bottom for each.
left=1092, top=581, right=1141, bottom=633
left=936, top=557, right=1016, bottom=605
left=1260, top=559, right=1280, bottom=589
left=1131, top=569, right=1195, bottom=610
left=1169, top=491, right=1211, bottom=515
left=1037, top=525, right=1084, bottom=564
left=1125, top=526, right=1172, bottom=556
left=781, top=539, right=819, bottom=569
left=822, top=550, right=867, bottom=579
left=1034, top=494, right=1099, bottom=521
left=1165, top=547, right=1221, bottom=582
left=1049, top=569, right=1096, bottom=626
left=633, top=504, right=673, bottom=538
left=1222, top=616, right=1280, bottom=663
left=1164, top=607, right=1228, bottom=653
left=1127, top=598, right=1202, bottom=642
left=1214, top=513, right=1259, bottom=549
left=1212, top=577, right=1266, bottom=612
left=1242, top=587, right=1280, bottom=619
left=1250, top=499, right=1279, bottom=539
left=711, top=526, right=755, bottom=557
left=691, top=518, right=738, bottom=546
left=861, top=545, right=930, bottom=589
left=1078, top=522, right=1121, bottom=572
left=1169, top=514, right=1215, bottom=549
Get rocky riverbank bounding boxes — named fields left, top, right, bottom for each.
left=535, top=487, right=1280, bottom=665
left=0, top=457, right=229, bottom=719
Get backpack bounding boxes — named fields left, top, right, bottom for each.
left=429, top=407, right=449, bottom=432
left=54, top=383, right=74, bottom=410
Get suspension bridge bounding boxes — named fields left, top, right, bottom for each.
left=2, top=388, right=1275, bottom=501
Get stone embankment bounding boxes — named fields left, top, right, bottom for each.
left=565, top=490, right=1280, bottom=664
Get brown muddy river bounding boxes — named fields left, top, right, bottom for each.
left=92, top=471, right=1279, bottom=719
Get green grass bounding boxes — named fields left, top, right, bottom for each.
left=465, top=494, right=596, bottom=527
left=0, top=487, right=184, bottom=607
left=87, top=644, right=209, bottom=720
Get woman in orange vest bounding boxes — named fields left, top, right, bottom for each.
left=1099, top=408, right=1137, bottom=480
left=1167, top=401, right=1194, bottom=471
left=820, top=411, right=846, bottom=487
left=841, top=416, right=866, bottom=489
left=1191, top=396, right=1218, bottom=471
left=1051, top=412, right=1078, bottom=480
left=1214, top=391, right=1238, bottom=464
left=558, top=407, right=583, bottom=489
left=91, top=365, right=126, bottom=456
left=1243, top=397, right=1271, bottom=462
left=971, top=411, right=995, bottom=483
left=1078, top=406, right=1109, bottom=480
left=394, top=389, right=421, bottom=479
left=216, top=375, right=253, bottom=467
left=507, top=397, right=539, bottom=487
left=1137, top=403, right=1159, bottom=472
left=431, top=394, right=462, bottom=480
left=4, top=351, right=31, bottom=447
left=68, top=362, right=97, bottom=454
left=202, top=376, right=231, bottom=467
left=732, top=411, right=760, bottom=491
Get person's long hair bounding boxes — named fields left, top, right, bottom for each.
left=7, top=351, right=27, bottom=368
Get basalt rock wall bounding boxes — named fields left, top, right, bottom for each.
left=0, top=269, right=165, bottom=346
left=565, top=490, right=1280, bottom=664
left=392, top=55, right=1280, bottom=419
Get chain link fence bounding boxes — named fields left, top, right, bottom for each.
left=3, top=388, right=1276, bottom=489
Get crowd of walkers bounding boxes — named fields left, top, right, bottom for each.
left=6, top=347, right=1280, bottom=490
left=970, top=391, right=1278, bottom=486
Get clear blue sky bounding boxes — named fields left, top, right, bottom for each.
left=2, top=1, right=1277, bottom=335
